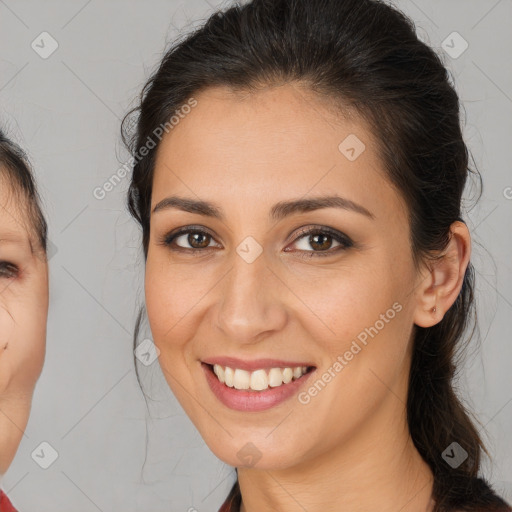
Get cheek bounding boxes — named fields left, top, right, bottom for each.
left=306, top=259, right=414, bottom=405
left=295, top=255, right=414, bottom=408
left=144, top=258, right=206, bottom=413
left=290, top=262, right=398, bottom=349
left=0, top=307, right=15, bottom=390
left=144, top=256, right=202, bottom=359
left=0, top=300, right=46, bottom=394
left=0, top=304, right=15, bottom=347
left=24, top=276, right=49, bottom=368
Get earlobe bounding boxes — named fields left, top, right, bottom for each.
left=413, top=221, right=471, bottom=328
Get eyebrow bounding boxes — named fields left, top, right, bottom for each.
left=152, top=194, right=375, bottom=221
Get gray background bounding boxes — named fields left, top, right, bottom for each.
left=0, top=0, right=511, bottom=510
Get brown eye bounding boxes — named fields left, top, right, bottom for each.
left=306, top=233, right=335, bottom=251
left=0, top=261, right=19, bottom=278
left=286, top=227, right=353, bottom=258
left=181, top=231, right=212, bottom=249
left=161, top=227, right=221, bottom=252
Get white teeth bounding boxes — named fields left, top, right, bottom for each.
left=282, top=367, right=293, bottom=384
left=213, top=364, right=225, bottom=383
left=212, top=364, right=309, bottom=391
left=233, top=369, right=250, bottom=390
left=224, top=366, right=234, bottom=387
left=268, top=368, right=283, bottom=387
left=250, top=369, right=268, bottom=390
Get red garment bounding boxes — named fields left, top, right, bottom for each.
left=0, top=491, right=17, bottom=512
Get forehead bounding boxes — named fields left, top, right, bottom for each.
left=0, top=174, right=33, bottom=250
left=152, top=84, right=405, bottom=221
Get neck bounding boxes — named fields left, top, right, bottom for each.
left=237, top=394, right=435, bottom=512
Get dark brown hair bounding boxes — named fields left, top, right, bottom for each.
left=0, top=128, right=47, bottom=252
left=122, top=0, right=510, bottom=510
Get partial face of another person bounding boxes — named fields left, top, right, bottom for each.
left=144, top=83, right=432, bottom=470
left=0, top=175, right=48, bottom=475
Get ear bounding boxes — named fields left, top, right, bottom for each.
left=413, top=221, right=471, bottom=328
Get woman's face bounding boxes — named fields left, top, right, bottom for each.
left=0, top=180, right=48, bottom=474
left=145, top=83, right=427, bottom=470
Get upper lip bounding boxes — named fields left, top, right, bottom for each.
left=202, top=356, right=315, bottom=371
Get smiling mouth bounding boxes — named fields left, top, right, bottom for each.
left=206, top=363, right=315, bottom=392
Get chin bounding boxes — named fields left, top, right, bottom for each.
left=204, top=432, right=305, bottom=471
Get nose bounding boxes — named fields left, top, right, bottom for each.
left=214, top=250, right=288, bottom=345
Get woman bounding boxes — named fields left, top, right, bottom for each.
left=123, top=0, right=511, bottom=510
left=0, top=130, right=49, bottom=512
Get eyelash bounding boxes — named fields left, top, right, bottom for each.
left=159, top=225, right=353, bottom=259
left=0, top=261, right=19, bottom=279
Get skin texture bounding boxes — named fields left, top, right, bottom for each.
left=144, top=83, right=471, bottom=512
left=0, top=178, right=48, bottom=476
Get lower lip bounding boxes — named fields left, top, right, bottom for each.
left=202, top=363, right=315, bottom=412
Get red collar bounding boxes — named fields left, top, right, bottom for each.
left=0, top=490, right=17, bottom=512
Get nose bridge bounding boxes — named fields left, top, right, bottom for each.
left=215, top=246, right=287, bottom=342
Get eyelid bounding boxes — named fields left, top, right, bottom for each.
left=290, top=225, right=352, bottom=246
